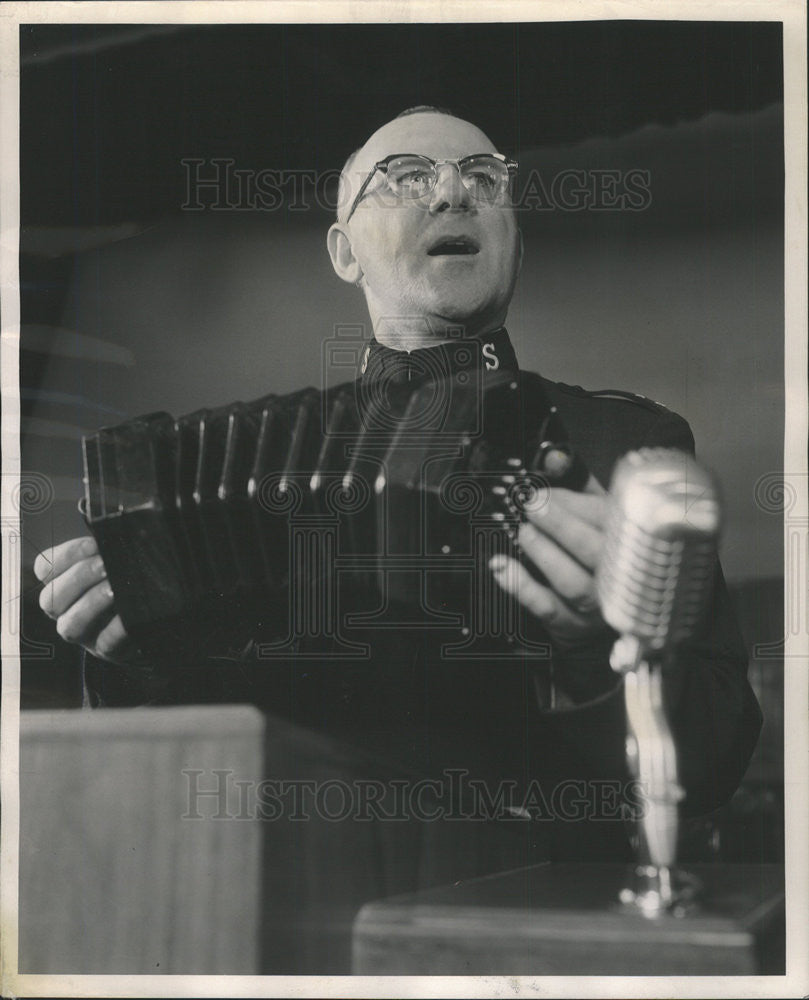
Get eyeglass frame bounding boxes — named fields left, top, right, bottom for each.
left=343, top=152, right=519, bottom=223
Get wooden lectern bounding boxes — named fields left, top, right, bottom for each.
left=352, top=861, right=784, bottom=975
left=18, top=706, right=265, bottom=974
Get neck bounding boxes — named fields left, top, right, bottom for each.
left=371, top=313, right=507, bottom=352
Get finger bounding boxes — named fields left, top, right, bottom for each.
left=39, top=553, right=107, bottom=619
left=33, top=536, right=98, bottom=584
left=583, top=473, right=607, bottom=496
left=489, top=554, right=588, bottom=633
left=522, top=493, right=606, bottom=569
left=55, top=578, right=116, bottom=646
left=91, top=614, right=136, bottom=665
left=517, top=522, right=597, bottom=604
left=525, top=487, right=607, bottom=530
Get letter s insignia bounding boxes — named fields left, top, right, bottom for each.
left=482, top=342, right=499, bottom=371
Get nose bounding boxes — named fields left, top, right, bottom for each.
left=428, top=162, right=472, bottom=213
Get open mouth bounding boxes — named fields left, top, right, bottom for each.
left=427, top=237, right=480, bottom=256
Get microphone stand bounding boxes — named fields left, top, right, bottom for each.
left=610, top=635, right=698, bottom=916
left=353, top=629, right=785, bottom=974
left=352, top=449, right=784, bottom=974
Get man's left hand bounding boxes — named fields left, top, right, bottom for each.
left=489, top=476, right=611, bottom=650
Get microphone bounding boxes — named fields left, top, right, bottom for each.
left=595, top=448, right=721, bottom=903
left=596, top=447, right=721, bottom=667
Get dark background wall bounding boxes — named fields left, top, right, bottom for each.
left=19, top=21, right=784, bottom=584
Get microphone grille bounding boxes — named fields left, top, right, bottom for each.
left=596, top=449, right=721, bottom=650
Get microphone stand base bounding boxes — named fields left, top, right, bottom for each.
left=617, top=864, right=702, bottom=918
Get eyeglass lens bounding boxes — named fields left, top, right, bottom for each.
left=385, top=155, right=510, bottom=201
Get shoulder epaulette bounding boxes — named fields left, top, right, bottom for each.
left=552, top=381, right=673, bottom=415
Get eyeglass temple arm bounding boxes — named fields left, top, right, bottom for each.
left=344, top=161, right=391, bottom=223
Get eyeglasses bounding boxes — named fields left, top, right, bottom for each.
left=344, top=152, right=518, bottom=223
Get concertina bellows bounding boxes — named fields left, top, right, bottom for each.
left=81, top=367, right=589, bottom=661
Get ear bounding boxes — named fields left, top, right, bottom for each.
left=327, top=222, right=363, bottom=285
left=516, top=227, right=525, bottom=276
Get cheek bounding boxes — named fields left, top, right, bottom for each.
left=355, top=216, right=403, bottom=270
left=495, top=226, right=521, bottom=280
left=361, top=222, right=424, bottom=287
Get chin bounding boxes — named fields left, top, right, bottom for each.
left=430, top=292, right=501, bottom=328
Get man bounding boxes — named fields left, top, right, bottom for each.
left=38, top=108, right=610, bottom=662
left=34, top=107, right=760, bottom=963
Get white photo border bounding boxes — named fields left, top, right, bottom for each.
left=1, top=2, right=806, bottom=997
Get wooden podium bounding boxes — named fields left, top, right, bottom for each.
left=18, top=706, right=265, bottom=974
left=352, top=862, right=784, bottom=975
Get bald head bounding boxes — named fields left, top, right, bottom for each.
left=327, top=108, right=521, bottom=348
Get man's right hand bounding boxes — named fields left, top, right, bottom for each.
left=34, top=537, right=139, bottom=665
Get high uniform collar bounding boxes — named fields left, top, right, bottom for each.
left=360, top=327, right=519, bottom=386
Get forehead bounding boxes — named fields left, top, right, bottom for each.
left=352, top=113, right=498, bottom=177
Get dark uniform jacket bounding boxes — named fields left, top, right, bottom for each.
left=85, top=327, right=761, bottom=858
